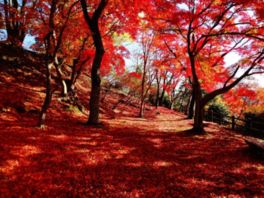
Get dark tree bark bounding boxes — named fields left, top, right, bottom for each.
left=80, top=0, right=107, bottom=125
left=184, top=94, right=191, bottom=115
left=159, top=76, right=166, bottom=105
left=193, top=84, right=204, bottom=133
left=38, top=0, right=57, bottom=128
left=139, top=60, right=147, bottom=117
left=158, top=72, right=173, bottom=106
left=188, top=90, right=195, bottom=119
left=155, top=69, right=160, bottom=108
left=38, top=61, right=53, bottom=128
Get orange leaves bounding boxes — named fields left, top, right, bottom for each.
left=223, top=85, right=257, bottom=115
left=246, top=88, right=264, bottom=114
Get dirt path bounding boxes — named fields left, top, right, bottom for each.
left=0, top=108, right=263, bottom=197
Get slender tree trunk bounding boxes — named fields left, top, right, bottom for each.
left=61, top=80, right=68, bottom=96
left=159, top=90, right=165, bottom=106
left=54, top=59, right=68, bottom=97
left=139, top=63, right=146, bottom=118
left=69, top=60, right=77, bottom=92
left=155, top=80, right=160, bottom=108
left=159, top=78, right=166, bottom=105
left=38, top=62, right=53, bottom=128
left=139, top=100, right=145, bottom=117
left=185, top=94, right=191, bottom=115
left=193, top=87, right=205, bottom=133
left=188, top=90, right=195, bottom=119
left=170, top=101, right=174, bottom=110
left=154, top=69, right=160, bottom=108
left=178, top=94, right=184, bottom=112
left=38, top=0, right=57, bottom=128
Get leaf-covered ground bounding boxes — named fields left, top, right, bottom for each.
left=0, top=106, right=263, bottom=197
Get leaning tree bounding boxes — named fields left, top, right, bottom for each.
left=143, top=0, right=264, bottom=133
left=80, top=0, right=140, bottom=125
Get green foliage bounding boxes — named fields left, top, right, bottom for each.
left=162, top=95, right=171, bottom=108
left=208, top=104, right=229, bottom=117
left=206, top=100, right=229, bottom=124
left=63, top=104, right=83, bottom=115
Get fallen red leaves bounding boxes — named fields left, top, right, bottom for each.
left=0, top=107, right=263, bottom=197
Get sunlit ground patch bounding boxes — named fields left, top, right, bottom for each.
left=49, top=134, right=70, bottom=141
left=0, top=159, right=20, bottom=174
left=183, top=177, right=216, bottom=188
left=74, top=137, right=92, bottom=141
left=0, top=145, right=42, bottom=174
left=0, top=112, right=18, bottom=122
left=232, top=162, right=264, bottom=173
left=11, top=145, right=42, bottom=157
left=153, top=161, right=173, bottom=168
left=126, top=162, right=143, bottom=167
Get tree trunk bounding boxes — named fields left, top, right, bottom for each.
left=54, top=59, right=68, bottom=97
left=85, top=25, right=105, bottom=125
left=170, top=101, right=174, bottom=110
left=85, top=24, right=105, bottom=125
left=159, top=79, right=166, bottom=105
left=139, top=62, right=146, bottom=118
left=38, top=0, right=58, bottom=128
left=38, top=63, right=53, bottom=128
left=80, top=0, right=107, bottom=126
left=192, top=89, right=205, bottom=133
left=159, top=90, right=165, bottom=106
left=61, top=80, right=68, bottom=96
left=188, top=90, right=195, bottom=119
left=154, top=69, right=160, bottom=108
left=88, top=63, right=102, bottom=124
left=185, top=94, right=191, bottom=115
left=139, top=100, right=145, bottom=117
left=155, top=80, right=160, bottom=108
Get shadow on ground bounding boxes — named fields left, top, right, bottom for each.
left=0, top=110, right=263, bottom=197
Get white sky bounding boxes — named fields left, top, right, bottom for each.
left=224, top=52, right=264, bottom=88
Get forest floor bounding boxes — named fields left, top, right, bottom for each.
left=0, top=56, right=264, bottom=197
left=0, top=105, right=264, bottom=197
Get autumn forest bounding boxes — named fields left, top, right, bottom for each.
left=0, top=0, right=264, bottom=197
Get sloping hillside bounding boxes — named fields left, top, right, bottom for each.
left=0, top=44, right=156, bottom=124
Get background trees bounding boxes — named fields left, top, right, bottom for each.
left=1, top=0, right=34, bottom=45
left=142, top=0, right=264, bottom=132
